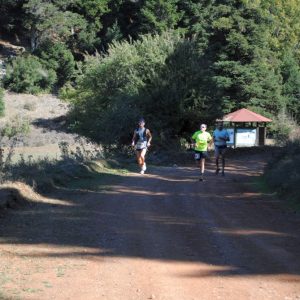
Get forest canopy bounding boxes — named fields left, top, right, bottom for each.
left=1, top=0, right=300, bottom=145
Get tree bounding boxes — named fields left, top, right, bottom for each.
left=261, top=0, right=300, bottom=59
left=178, top=0, right=213, bottom=47
left=66, top=0, right=110, bottom=52
left=66, top=31, right=203, bottom=145
left=0, top=0, right=25, bottom=39
left=3, top=55, right=56, bottom=94
left=196, top=0, right=284, bottom=117
left=281, top=50, right=300, bottom=122
left=140, top=0, right=183, bottom=34
left=34, top=41, right=75, bottom=86
left=23, top=0, right=86, bottom=50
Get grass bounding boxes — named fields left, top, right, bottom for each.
left=0, top=139, right=133, bottom=193
left=65, top=165, right=128, bottom=191
left=42, top=281, right=52, bottom=288
left=263, top=141, right=300, bottom=212
left=252, top=176, right=276, bottom=195
left=251, top=174, right=300, bottom=212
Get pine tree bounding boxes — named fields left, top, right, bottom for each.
left=197, top=0, right=284, bottom=117
left=140, top=0, right=183, bottom=34
left=281, top=50, right=300, bottom=122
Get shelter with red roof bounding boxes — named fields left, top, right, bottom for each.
left=218, top=108, right=272, bottom=147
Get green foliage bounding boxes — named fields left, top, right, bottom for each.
left=34, top=41, right=75, bottom=86
left=265, top=140, right=300, bottom=210
left=23, top=0, right=87, bottom=50
left=178, top=0, right=213, bottom=48
left=268, top=111, right=298, bottom=144
left=1, top=117, right=31, bottom=139
left=280, top=50, right=300, bottom=123
left=4, top=141, right=106, bottom=191
left=21, top=0, right=111, bottom=53
left=197, top=0, right=284, bottom=116
left=140, top=0, right=183, bottom=34
left=67, top=32, right=204, bottom=145
left=1, top=0, right=300, bottom=146
left=0, top=0, right=25, bottom=36
left=105, top=21, right=123, bottom=44
left=0, top=88, right=4, bottom=117
left=3, top=55, right=56, bottom=94
left=261, top=0, right=300, bottom=59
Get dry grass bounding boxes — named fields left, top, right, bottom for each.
left=0, top=91, right=79, bottom=149
left=0, top=181, right=40, bottom=212
left=0, top=180, right=78, bottom=215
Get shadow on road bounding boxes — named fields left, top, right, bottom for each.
left=0, top=156, right=300, bottom=279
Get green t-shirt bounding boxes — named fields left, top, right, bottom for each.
left=192, top=131, right=212, bottom=151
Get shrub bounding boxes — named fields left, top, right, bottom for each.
left=265, top=140, right=300, bottom=209
left=23, top=102, right=37, bottom=111
left=66, top=31, right=204, bottom=146
left=34, top=41, right=75, bottom=86
left=0, top=87, right=4, bottom=117
left=1, top=117, right=31, bottom=139
left=269, top=110, right=300, bottom=144
left=3, top=55, right=56, bottom=94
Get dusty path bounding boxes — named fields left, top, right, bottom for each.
left=1, top=155, right=300, bottom=300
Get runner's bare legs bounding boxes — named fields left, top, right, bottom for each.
left=136, top=149, right=147, bottom=170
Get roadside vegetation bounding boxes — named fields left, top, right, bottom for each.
left=0, top=0, right=300, bottom=209
left=262, top=114, right=300, bottom=210
left=265, top=140, right=300, bottom=210
left=0, top=137, right=127, bottom=193
left=0, top=1, right=299, bottom=147
left=0, top=87, right=4, bottom=117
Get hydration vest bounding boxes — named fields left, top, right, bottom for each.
left=135, top=128, right=148, bottom=143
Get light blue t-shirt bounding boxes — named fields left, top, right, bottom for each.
left=213, top=129, right=229, bottom=146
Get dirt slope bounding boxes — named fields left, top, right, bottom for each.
left=0, top=91, right=92, bottom=162
left=0, top=155, right=299, bottom=300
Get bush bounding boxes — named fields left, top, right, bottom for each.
left=269, top=110, right=300, bottom=144
left=34, top=41, right=75, bottom=87
left=265, top=140, right=300, bottom=209
left=1, top=116, right=31, bottom=139
left=67, top=31, right=204, bottom=146
left=23, top=102, right=37, bottom=111
left=0, top=88, right=4, bottom=117
left=3, top=55, right=56, bottom=94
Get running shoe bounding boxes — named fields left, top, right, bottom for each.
left=140, top=170, right=145, bottom=175
left=142, top=163, right=147, bottom=171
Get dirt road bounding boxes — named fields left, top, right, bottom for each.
left=1, top=155, right=300, bottom=300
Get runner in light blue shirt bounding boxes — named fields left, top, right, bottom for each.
left=213, top=122, right=229, bottom=176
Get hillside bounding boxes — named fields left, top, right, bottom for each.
left=0, top=91, right=87, bottom=160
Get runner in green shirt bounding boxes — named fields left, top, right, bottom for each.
left=192, top=124, right=213, bottom=181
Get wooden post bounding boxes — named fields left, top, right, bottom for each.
left=234, top=123, right=237, bottom=148
left=258, top=122, right=267, bottom=146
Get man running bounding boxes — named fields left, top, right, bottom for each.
left=132, top=118, right=152, bottom=174
left=213, top=121, right=230, bottom=176
left=192, top=124, right=212, bottom=181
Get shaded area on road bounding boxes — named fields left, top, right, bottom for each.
left=0, top=156, right=300, bottom=280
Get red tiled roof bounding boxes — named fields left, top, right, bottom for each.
left=220, top=108, right=272, bottom=123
